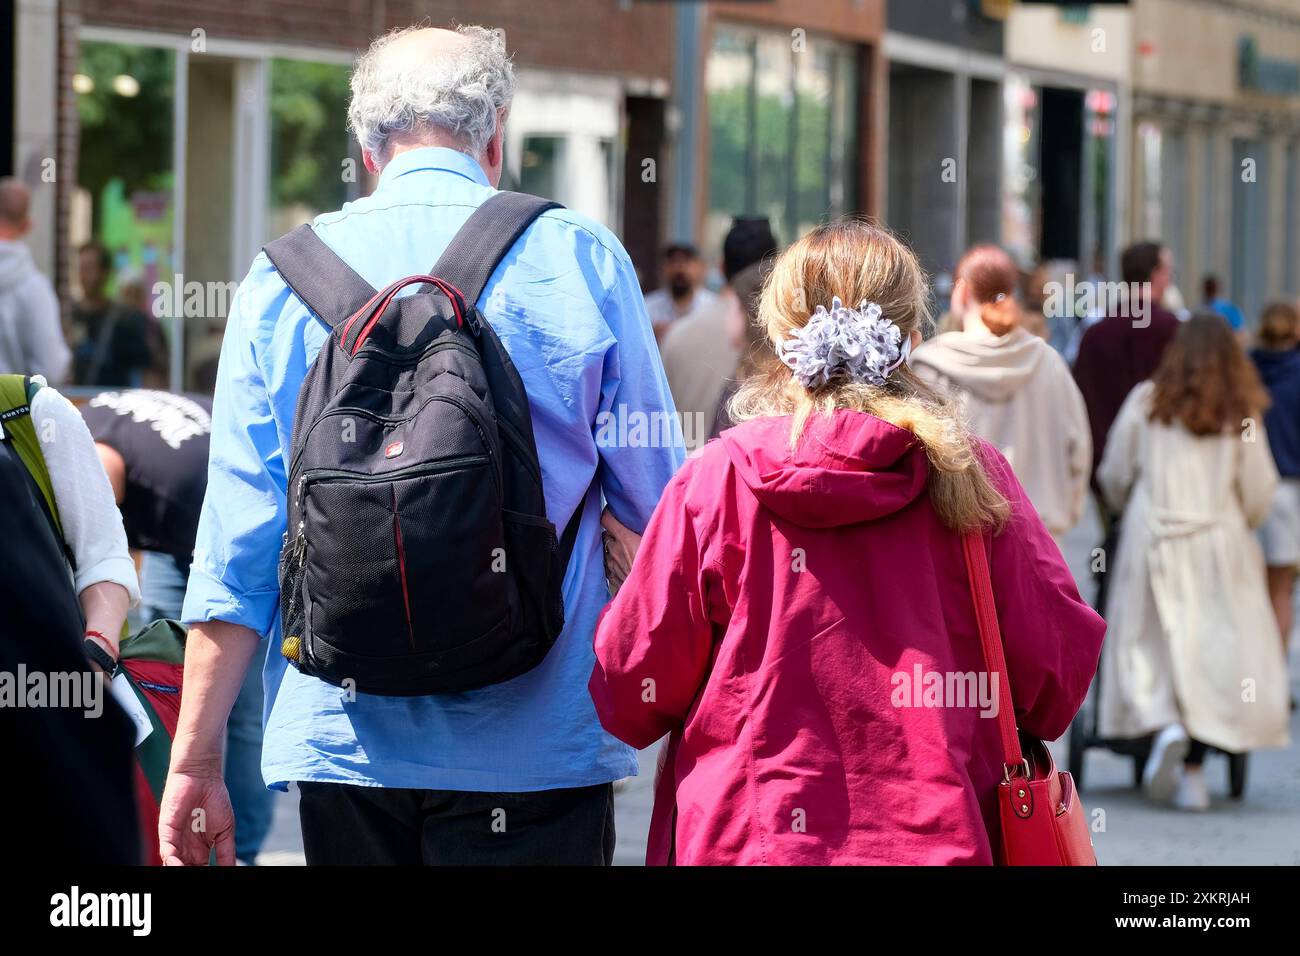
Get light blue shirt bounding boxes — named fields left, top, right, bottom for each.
left=183, top=147, right=684, bottom=792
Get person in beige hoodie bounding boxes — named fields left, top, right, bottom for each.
left=912, top=245, right=1091, bottom=544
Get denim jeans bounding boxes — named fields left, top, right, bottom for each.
left=137, top=550, right=274, bottom=864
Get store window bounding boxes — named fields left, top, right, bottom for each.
left=72, top=41, right=177, bottom=389
left=705, top=24, right=858, bottom=254
left=519, top=136, right=565, bottom=200
left=1138, top=122, right=1163, bottom=241
left=1002, top=75, right=1040, bottom=269
left=1285, top=138, right=1299, bottom=297
left=268, top=59, right=358, bottom=240
left=1084, top=88, right=1116, bottom=274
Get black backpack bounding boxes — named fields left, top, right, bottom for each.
left=263, top=192, right=580, bottom=696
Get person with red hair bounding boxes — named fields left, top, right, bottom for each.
left=913, top=245, right=1091, bottom=546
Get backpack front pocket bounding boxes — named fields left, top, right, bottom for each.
left=300, top=455, right=503, bottom=666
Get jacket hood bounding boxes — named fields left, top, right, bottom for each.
left=0, top=240, right=36, bottom=292
left=1252, top=346, right=1300, bottom=386
left=912, top=327, right=1046, bottom=402
left=719, top=410, right=929, bottom=529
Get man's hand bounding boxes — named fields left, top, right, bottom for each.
left=601, top=507, right=642, bottom=595
left=158, top=765, right=236, bottom=866
left=160, top=620, right=260, bottom=866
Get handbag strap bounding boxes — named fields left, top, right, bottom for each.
left=960, top=531, right=1026, bottom=778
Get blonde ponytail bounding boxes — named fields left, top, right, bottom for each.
left=727, top=219, right=1010, bottom=533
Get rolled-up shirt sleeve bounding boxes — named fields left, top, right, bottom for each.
left=595, top=253, right=686, bottom=533
left=181, top=268, right=287, bottom=636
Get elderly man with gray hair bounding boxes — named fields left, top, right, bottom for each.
left=160, top=25, right=682, bottom=865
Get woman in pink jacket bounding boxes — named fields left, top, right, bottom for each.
left=590, top=220, right=1105, bottom=865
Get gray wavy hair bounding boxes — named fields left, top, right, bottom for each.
left=347, top=24, right=515, bottom=160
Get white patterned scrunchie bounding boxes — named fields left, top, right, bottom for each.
left=776, top=297, right=912, bottom=389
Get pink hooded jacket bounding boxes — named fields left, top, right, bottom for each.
left=590, top=409, right=1104, bottom=865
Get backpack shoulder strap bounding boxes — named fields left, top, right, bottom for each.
left=431, top=192, right=586, bottom=564
left=263, top=225, right=378, bottom=330
left=0, top=374, right=66, bottom=546
left=431, top=192, right=562, bottom=308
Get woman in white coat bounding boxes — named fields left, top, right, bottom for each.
left=1097, top=313, right=1290, bottom=811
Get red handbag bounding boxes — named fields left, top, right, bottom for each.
left=962, top=531, right=1097, bottom=866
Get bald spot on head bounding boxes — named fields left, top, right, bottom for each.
left=0, top=178, right=30, bottom=229
left=375, top=26, right=473, bottom=73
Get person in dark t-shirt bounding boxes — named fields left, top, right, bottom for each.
left=82, top=388, right=211, bottom=580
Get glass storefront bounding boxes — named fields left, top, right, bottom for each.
left=1001, top=75, right=1039, bottom=268
left=1002, top=73, right=1116, bottom=274
left=500, top=72, right=625, bottom=231
left=1285, top=137, right=1299, bottom=297
left=1083, top=88, right=1116, bottom=275
left=71, top=35, right=358, bottom=393
left=72, top=41, right=177, bottom=389
left=706, top=23, right=858, bottom=254
left=268, top=59, right=357, bottom=241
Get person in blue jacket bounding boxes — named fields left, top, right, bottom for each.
left=1250, top=300, right=1300, bottom=679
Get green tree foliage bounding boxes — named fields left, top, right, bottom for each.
left=270, top=59, right=352, bottom=211
left=76, top=43, right=175, bottom=204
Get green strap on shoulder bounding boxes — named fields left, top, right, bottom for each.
left=0, top=373, right=64, bottom=540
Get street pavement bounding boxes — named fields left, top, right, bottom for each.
left=255, top=499, right=1300, bottom=865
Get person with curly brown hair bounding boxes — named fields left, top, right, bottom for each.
left=1097, top=313, right=1290, bottom=812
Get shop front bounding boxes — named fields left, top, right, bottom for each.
left=68, top=28, right=358, bottom=391
left=48, top=0, right=675, bottom=392
left=1130, top=0, right=1300, bottom=325
left=1004, top=1, right=1131, bottom=277
left=693, top=0, right=884, bottom=258
left=884, top=0, right=1008, bottom=284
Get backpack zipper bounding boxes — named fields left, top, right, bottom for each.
left=289, top=393, right=501, bottom=496
left=392, top=485, right=416, bottom=650
left=297, top=454, right=491, bottom=505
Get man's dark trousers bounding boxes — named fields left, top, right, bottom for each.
left=298, top=781, right=616, bottom=865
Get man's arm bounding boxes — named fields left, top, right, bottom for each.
left=162, top=259, right=289, bottom=864
left=158, top=621, right=258, bottom=866
left=595, top=251, right=686, bottom=535
left=170, top=622, right=260, bottom=771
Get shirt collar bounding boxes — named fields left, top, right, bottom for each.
left=376, top=146, right=491, bottom=191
